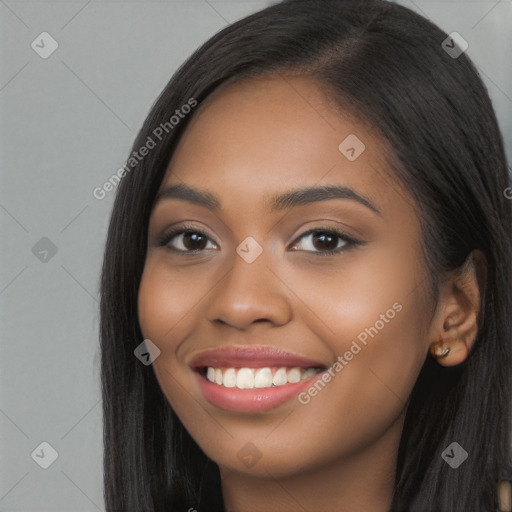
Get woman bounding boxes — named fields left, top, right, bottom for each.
left=99, top=0, right=512, bottom=510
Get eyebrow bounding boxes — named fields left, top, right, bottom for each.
left=154, top=183, right=381, bottom=215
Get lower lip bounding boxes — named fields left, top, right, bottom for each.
left=194, top=370, right=322, bottom=412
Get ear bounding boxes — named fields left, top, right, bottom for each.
left=428, top=250, right=487, bottom=366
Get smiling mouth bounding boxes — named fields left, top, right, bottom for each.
left=198, top=365, right=324, bottom=389
left=189, top=345, right=330, bottom=411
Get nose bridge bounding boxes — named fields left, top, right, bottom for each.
left=205, top=237, right=291, bottom=328
left=231, top=237, right=270, bottom=292
left=223, top=238, right=274, bottom=303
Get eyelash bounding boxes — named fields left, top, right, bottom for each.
left=156, top=223, right=363, bottom=257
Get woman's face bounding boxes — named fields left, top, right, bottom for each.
left=138, top=75, right=435, bottom=478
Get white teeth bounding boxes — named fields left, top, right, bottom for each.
left=204, top=366, right=322, bottom=389
left=223, top=368, right=237, bottom=388
left=273, top=367, right=288, bottom=386
left=236, top=368, right=255, bottom=389
left=254, top=368, right=273, bottom=388
left=287, top=367, right=301, bottom=383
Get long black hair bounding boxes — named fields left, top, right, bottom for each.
left=99, top=1, right=512, bottom=510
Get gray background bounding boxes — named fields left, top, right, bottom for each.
left=1, top=0, right=511, bottom=510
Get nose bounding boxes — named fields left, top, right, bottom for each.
left=205, top=244, right=293, bottom=330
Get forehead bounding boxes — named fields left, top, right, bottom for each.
left=161, top=74, right=409, bottom=218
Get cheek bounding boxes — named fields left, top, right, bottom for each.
left=137, top=259, right=205, bottom=418
left=299, top=241, right=429, bottom=400
left=138, top=268, right=174, bottom=343
left=137, top=260, right=195, bottom=392
left=137, top=257, right=201, bottom=343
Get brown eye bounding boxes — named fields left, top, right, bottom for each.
left=289, top=227, right=362, bottom=256
left=158, top=227, right=217, bottom=253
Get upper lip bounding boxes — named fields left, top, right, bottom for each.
left=188, top=345, right=328, bottom=370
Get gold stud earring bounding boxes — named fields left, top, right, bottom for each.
left=433, top=344, right=450, bottom=358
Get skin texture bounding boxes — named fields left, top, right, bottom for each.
left=137, top=75, right=483, bottom=512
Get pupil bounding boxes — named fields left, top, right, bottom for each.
left=184, top=232, right=206, bottom=250
left=313, top=232, right=337, bottom=251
